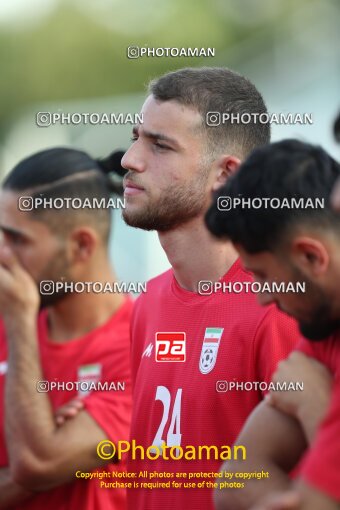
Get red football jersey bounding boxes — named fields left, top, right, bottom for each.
left=0, top=297, right=133, bottom=510
left=297, top=336, right=340, bottom=500
left=127, top=259, right=300, bottom=510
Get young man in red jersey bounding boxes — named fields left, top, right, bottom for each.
left=206, top=139, right=340, bottom=510
left=0, top=148, right=132, bottom=509
left=121, top=67, right=300, bottom=510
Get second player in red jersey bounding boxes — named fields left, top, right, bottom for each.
left=121, top=67, right=300, bottom=510
left=128, top=261, right=299, bottom=510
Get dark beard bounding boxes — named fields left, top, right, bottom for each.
left=299, top=319, right=340, bottom=342
left=39, top=287, right=67, bottom=309
left=122, top=171, right=208, bottom=231
left=37, top=245, right=71, bottom=309
left=122, top=202, right=203, bottom=231
left=282, top=264, right=340, bottom=342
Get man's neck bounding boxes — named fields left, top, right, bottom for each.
left=158, top=216, right=238, bottom=292
left=45, top=268, right=124, bottom=343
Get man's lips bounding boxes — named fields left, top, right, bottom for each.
left=123, top=180, right=145, bottom=196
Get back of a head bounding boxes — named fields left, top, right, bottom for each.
left=149, top=67, right=270, bottom=159
left=205, top=139, right=340, bottom=253
left=3, top=147, right=124, bottom=243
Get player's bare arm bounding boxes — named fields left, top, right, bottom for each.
left=214, top=401, right=307, bottom=510
left=0, top=467, right=34, bottom=509
left=214, top=355, right=333, bottom=510
left=250, top=480, right=340, bottom=510
left=0, top=246, right=112, bottom=492
left=0, top=398, right=93, bottom=507
left=267, top=351, right=333, bottom=443
left=0, top=397, right=90, bottom=508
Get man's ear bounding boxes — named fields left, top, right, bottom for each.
left=212, top=155, right=241, bottom=192
left=68, top=227, right=98, bottom=263
left=291, top=237, right=329, bottom=276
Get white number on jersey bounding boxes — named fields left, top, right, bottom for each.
left=151, top=385, right=182, bottom=454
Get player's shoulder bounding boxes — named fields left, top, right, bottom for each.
left=146, top=268, right=173, bottom=289
left=298, top=331, right=340, bottom=373
left=252, top=300, right=299, bottom=334
left=134, top=268, right=173, bottom=304
left=115, top=295, right=135, bottom=321
left=97, top=296, right=134, bottom=340
left=213, top=260, right=296, bottom=336
left=214, top=261, right=275, bottom=319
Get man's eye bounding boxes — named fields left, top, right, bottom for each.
left=9, top=236, right=23, bottom=246
left=154, top=142, right=169, bottom=150
left=130, top=136, right=138, bottom=142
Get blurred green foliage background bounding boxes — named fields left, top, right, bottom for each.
left=1, top=0, right=330, bottom=138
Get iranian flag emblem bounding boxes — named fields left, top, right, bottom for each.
left=199, top=327, right=224, bottom=374
left=77, top=364, right=102, bottom=396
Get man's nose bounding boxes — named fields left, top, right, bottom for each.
left=121, top=144, right=146, bottom=173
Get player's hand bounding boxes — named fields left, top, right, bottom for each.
left=55, top=397, right=85, bottom=426
left=266, top=352, right=332, bottom=442
left=251, top=490, right=301, bottom=510
left=0, top=245, right=40, bottom=321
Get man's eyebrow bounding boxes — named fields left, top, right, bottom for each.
left=132, top=126, right=181, bottom=148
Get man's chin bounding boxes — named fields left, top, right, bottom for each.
left=299, top=319, right=340, bottom=342
left=122, top=209, right=181, bottom=232
left=122, top=212, right=157, bottom=231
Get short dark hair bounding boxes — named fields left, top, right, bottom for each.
left=205, top=139, right=340, bottom=253
left=149, top=67, right=270, bottom=158
left=2, top=148, right=125, bottom=243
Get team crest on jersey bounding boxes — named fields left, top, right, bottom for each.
left=77, top=363, right=102, bottom=396
left=199, top=328, right=224, bottom=374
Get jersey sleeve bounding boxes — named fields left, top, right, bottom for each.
left=253, top=307, right=300, bottom=392
left=82, top=324, right=132, bottom=445
left=83, top=384, right=132, bottom=445
left=295, top=337, right=315, bottom=356
left=300, top=371, right=340, bottom=499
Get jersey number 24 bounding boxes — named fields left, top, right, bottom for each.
left=152, top=385, right=182, bottom=452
